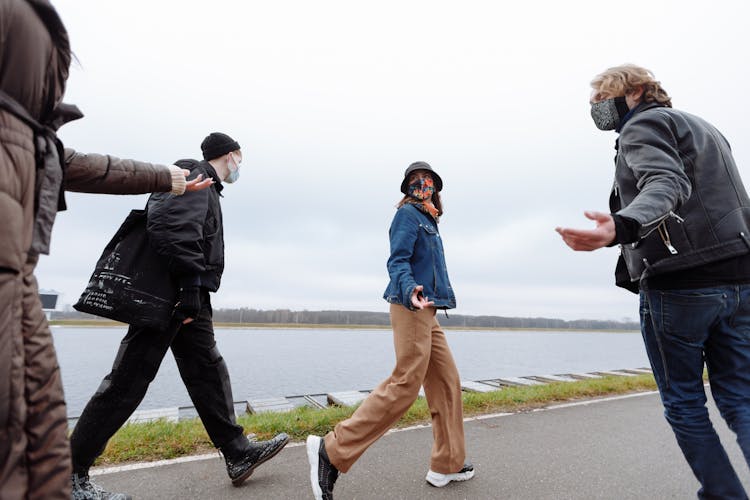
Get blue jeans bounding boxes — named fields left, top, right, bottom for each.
left=641, top=285, right=750, bottom=500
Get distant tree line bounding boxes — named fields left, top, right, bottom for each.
left=53, top=308, right=639, bottom=331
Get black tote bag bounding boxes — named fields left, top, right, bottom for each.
left=74, top=208, right=176, bottom=329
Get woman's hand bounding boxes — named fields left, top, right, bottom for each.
left=181, top=168, right=214, bottom=192
left=411, top=285, right=435, bottom=309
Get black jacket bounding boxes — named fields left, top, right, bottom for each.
left=147, top=160, right=225, bottom=291
left=610, top=102, right=750, bottom=290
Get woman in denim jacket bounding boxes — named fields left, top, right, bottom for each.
left=306, top=162, right=473, bottom=500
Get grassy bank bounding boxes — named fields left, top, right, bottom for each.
left=93, top=374, right=657, bottom=466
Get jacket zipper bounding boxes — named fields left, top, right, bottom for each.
left=641, top=210, right=683, bottom=230
left=637, top=211, right=684, bottom=238
left=642, top=211, right=683, bottom=254
left=657, top=224, right=678, bottom=255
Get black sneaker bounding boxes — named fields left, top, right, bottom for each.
left=425, top=462, right=475, bottom=487
left=306, top=435, right=339, bottom=500
left=224, top=432, right=290, bottom=486
left=71, top=473, right=132, bottom=500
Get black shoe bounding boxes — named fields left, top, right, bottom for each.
left=306, top=435, right=339, bottom=500
left=224, top=433, right=290, bottom=486
left=71, top=473, right=132, bottom=500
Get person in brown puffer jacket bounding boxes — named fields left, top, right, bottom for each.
left=0, top=1, right=211, bottom=499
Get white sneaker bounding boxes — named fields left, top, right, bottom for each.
left=425, top=463, right=475, bottom=487
left=306, top=435, right=338, bottom=500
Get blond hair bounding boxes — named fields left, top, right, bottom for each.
left=591, top=64, right=672, bottom=107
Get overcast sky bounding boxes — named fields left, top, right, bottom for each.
left=36, top=0, right=750, bottom=322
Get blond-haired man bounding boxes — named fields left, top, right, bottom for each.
left=557, top=64, right=750, bottom=499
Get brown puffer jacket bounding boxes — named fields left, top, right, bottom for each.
left=1, top=3, right=182, bottom=498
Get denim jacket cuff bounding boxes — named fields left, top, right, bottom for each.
left=402, top=283, right=417, bottom=310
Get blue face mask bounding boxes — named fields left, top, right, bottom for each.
left=224, top=153, right=241, bottom=184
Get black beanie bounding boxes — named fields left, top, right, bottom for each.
left=201, top=132, right=240, bottom=161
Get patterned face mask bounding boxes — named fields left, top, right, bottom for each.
left=408, top=177, right=435, bottom=201
left=590, top=95, right=629, bottom=131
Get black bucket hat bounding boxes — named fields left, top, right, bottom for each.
left=400, top=161, right=443, bottom=194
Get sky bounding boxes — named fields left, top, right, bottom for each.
left=36, top=0, right=750, bottom=322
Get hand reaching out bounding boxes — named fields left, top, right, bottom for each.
left=181, top=168, right=214, bottom=192
left=555, top=211, right=616, bottom=251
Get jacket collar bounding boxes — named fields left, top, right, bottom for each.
left=618, top=101, right=664, bottom=133
left=405, top=202, right=438, bottom=225
left=201, top=160, right=224, bottom=194
left=615, top=101, right=667, bottom=151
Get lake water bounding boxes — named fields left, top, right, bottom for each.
left=52, top=326, right=649, bottom=418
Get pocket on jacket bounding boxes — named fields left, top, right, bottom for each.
left=419, top=223, right=438, bottom=235
left=0, top=192, right=26, bottom=272
left=419, top=223, right=439, bottom=251
left=204, top=214, right=219, bottom=237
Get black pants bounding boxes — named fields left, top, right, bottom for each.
left=69, top=291, right=242, bottom=473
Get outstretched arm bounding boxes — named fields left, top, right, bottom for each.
left=63, top=148, right=212, bottom=195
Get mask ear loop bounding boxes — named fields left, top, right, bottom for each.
left=614, top=95, right=630, bottom=120
left=228, top=152, right=240, bottom=172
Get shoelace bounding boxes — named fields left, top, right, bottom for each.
left=85, top=478, right=105, bottom=495
left=73, top=476, right=106, bottom=499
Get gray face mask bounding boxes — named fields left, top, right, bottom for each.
left=590, top=96, right=629, bottom=131
left=224, top=168, right=240, bottom=184
left=224, top=153, right=241, bottom=184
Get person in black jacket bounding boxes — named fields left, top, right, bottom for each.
left=68, top=133, right=289, bottom=500
left=557, top=65, right=750, bottom=500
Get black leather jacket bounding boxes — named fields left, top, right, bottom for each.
left=147, top=160, right=225, bottom=291
left=609, top=102, right=750, bottom=289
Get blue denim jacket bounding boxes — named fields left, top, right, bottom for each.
left=383, top=204, right=456, bottom=310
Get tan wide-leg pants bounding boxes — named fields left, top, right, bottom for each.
left=324, top=304, right=466, bottom=474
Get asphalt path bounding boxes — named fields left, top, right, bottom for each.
left=92, top=391, right=749, bottom=499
